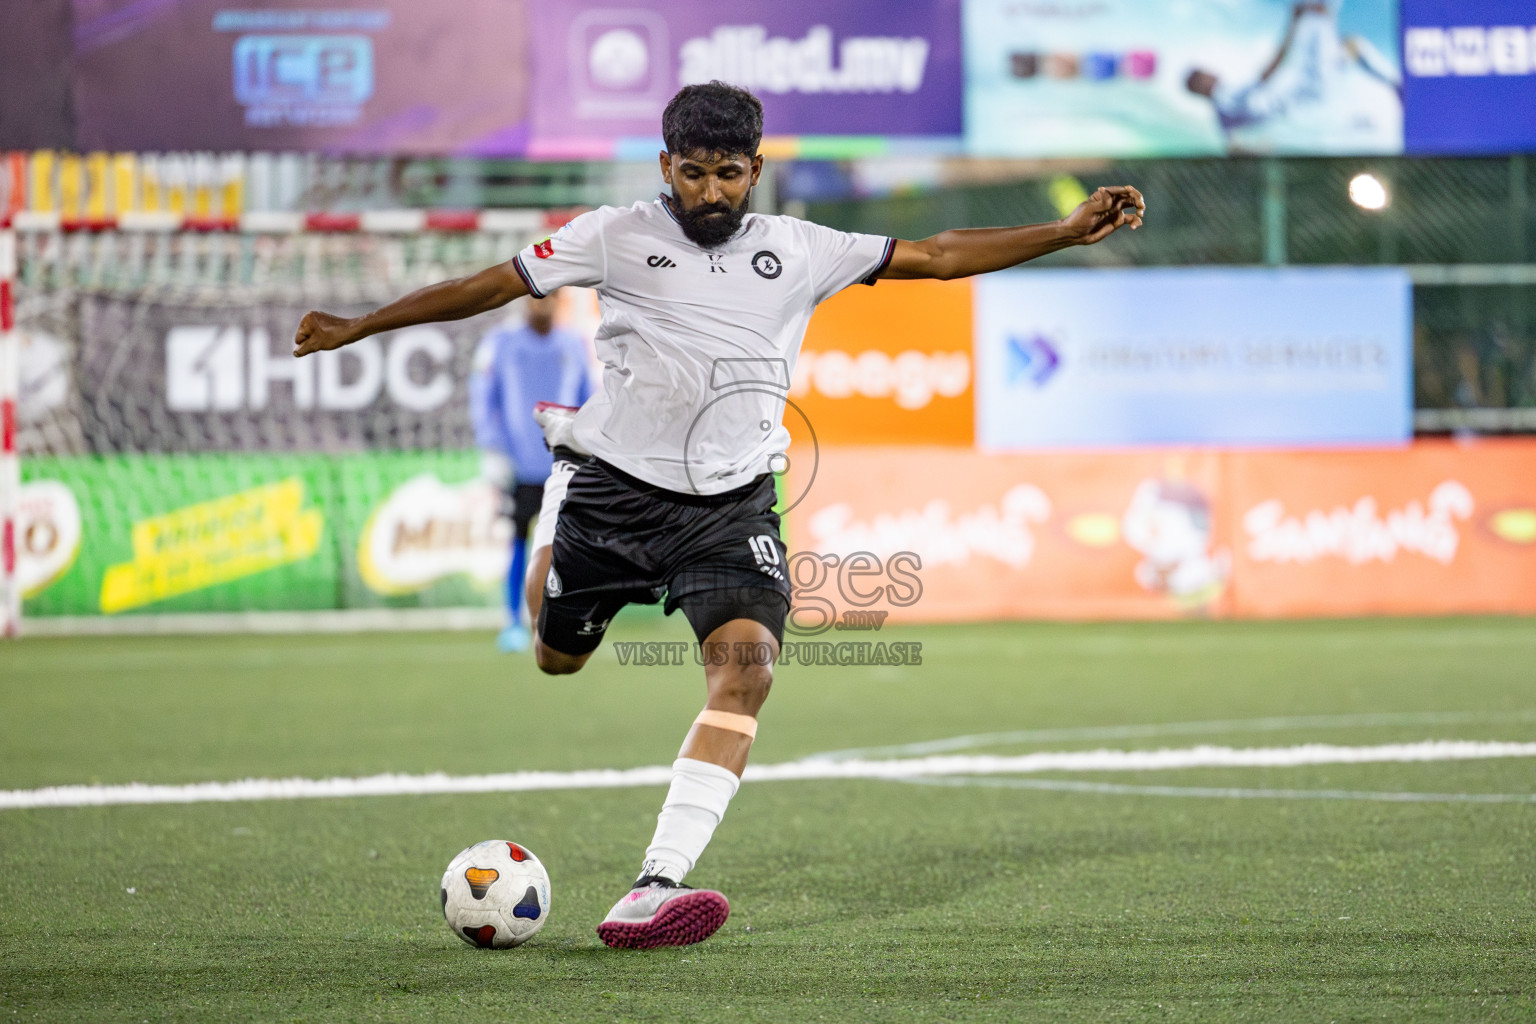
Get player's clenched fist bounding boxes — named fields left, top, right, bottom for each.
left=292, top=310, right=357, bottom=357
left=1061, top=185, right=1146, bottom=246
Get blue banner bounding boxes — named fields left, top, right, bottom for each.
left=1403, top=0, right=1536, bottom=154
left=974, top=269, right=1413, bottom=449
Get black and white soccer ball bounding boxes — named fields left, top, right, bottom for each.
left=440, top=840, right=552, bottom=948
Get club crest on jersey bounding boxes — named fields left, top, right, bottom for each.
left=533, top=238, right=554, bottom=259
left=752, top=251, right=783, bottom=279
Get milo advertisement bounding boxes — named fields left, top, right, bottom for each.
left=334, top=451, right=509, bottom=610
left=19, top=454, right=507, bottom=617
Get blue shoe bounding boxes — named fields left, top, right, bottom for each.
left=497, top=624, right=531, bottom=653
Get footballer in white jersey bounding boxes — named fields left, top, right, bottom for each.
left=294, top=81, right=1144, bottom=951
left=508, top=194, right=896, bottom=495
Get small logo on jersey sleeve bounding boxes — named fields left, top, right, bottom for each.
left=752, top=251, right=782, bottom=279
left=534, top=238, right=554, bottom=259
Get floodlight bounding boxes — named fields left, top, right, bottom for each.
left=1349, top=173, right=1389, bottom=211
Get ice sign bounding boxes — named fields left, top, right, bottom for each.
left=233, top=35, right=374, bottom=126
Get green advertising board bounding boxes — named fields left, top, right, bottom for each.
left=331, top=451, right=506, bottom=611
left=19, top=453, right=505, bottom=617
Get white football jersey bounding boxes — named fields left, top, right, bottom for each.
left=511, top=197, right=894, bottom=495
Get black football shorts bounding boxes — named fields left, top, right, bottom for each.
left=537, top=459, right=791, bottom=656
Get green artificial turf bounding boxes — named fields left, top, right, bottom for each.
left=1, top=617, right=1533, bottom=1022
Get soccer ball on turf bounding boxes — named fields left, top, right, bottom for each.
left=440, top=840, right=552, bottom=949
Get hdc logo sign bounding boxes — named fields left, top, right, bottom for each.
left=166, top=326, right=453, bottom=412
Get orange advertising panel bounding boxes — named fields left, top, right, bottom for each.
left=795, top=278, right=974, bottom=446
left=1228, top=442, right=1536, bottom=617
left=784, top=440, right=1536, bottom=625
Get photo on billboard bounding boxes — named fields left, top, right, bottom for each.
left=964, top=0, right=1402, bottom=158
left=527, top=0, right=962, bottom=156
left=974, top=268, right=1413, bottom=450
left=72, top=0, right=531, bottom=154
left=1402, top=0, right=1536, bottom=155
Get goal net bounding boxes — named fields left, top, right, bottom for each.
left=2, top=212, right=559, bottom=631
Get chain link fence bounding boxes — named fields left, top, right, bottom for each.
left=804, top=155, right=1536, bottom=426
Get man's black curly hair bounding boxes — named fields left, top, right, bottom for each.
left=662, top=81, right=763, bottom=160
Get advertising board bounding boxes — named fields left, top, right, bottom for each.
left=0, top=0, right=74, bottom=149
left=72, top=0, right=531, bottom=154
left=964, top=0, right=1401, bottom=157
left=1402, top=0, right=1536, bottom=154
left=19, top=453, right=505, bottom=616
left=974, top=268, right=1413, bottom=450
left=785, top=441, right=1536, bottom=624
left=527, top=0, right=962, bottom=157
left=795, top=278, right=974, bottom=446
left=1227, top=442, right=1536, bottom=617
left=64, top=294, right=495, bottom=453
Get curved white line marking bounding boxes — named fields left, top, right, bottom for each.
left=2, top=741, right=1532, bottom=810
left=746, top=741, right=1536, bottom=781
left=805, top=710, right=1536, bottom=762
left=900, top=776, right=1536, bottom=804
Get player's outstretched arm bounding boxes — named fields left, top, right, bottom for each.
left=292, top=261, right=530, bottom=357
left=879, top=185, right=1145, bottom=281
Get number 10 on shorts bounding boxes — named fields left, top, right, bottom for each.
left=748, top=535, right=783, bottom=579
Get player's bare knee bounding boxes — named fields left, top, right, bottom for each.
left=708, top=661, right=773, bottom=714
left=534, top=641, right=588, bottom=676
left=535, top=654, right=582, bottom=676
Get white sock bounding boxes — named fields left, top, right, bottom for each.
left=640, top=757, right=741, bottom=884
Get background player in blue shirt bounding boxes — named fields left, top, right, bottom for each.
left=469, top=290, right=593, bottom=651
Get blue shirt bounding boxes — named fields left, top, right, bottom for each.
left=469, top=322, right=593, bottom=484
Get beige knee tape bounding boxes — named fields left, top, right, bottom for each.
left=694, top=708, right=758, bottom=739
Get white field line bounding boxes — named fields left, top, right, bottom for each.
left=2, top=740, right=1534, bottom=811
left=806, top=710, right=1536, bottom=761
left=901, top=776, right=1536, bottom=804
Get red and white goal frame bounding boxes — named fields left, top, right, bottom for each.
left=0, top=206, right=572, bottom=638
left=1, top=219, right=17, bottom=636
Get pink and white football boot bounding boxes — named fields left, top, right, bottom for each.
left=596, top=875, right=730, bottom=950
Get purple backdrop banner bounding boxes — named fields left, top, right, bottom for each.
left=0, top=0, right=75, bottom=149
left=72, top=0, right=530, bottom=154
left=528, top=0, right=962, bottom=150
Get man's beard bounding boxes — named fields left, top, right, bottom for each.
left=670, top=186, right=750, bottom=249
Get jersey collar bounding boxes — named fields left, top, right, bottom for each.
left=658, top=193, right=684, bottom=226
